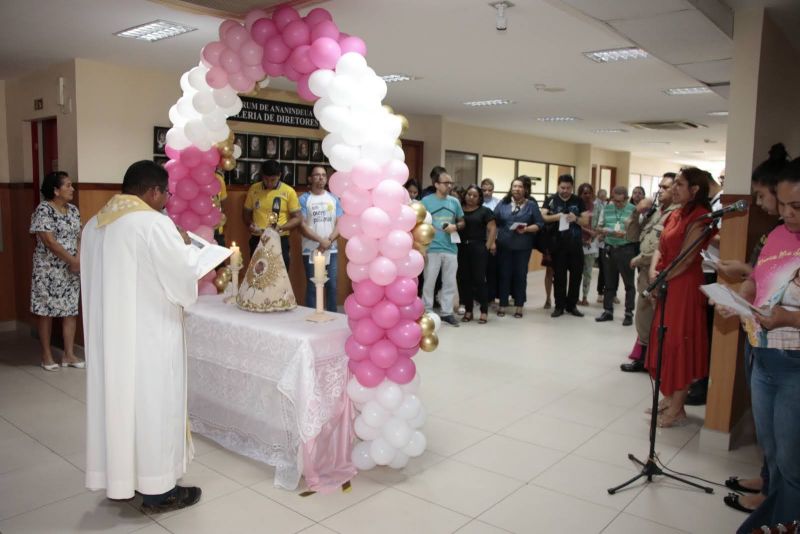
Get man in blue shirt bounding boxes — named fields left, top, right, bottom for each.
left=421, top=170, right=465, bottom=326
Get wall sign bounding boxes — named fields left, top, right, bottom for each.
left=231, top=97, right=320, bottom=130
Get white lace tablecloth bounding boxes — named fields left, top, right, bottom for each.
left=184, top=295, right=351, bottom=490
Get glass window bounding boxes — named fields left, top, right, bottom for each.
left=519, top=161, right=547, bottom=204
left=482, top=156, right=516, bottom=195
left=445, top=150, right=478, bottom=187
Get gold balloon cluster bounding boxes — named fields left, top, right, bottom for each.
left=409, top=201, right=435, bottom=256
left=213, top=266, right=233, bottom=292
left=417, top=313, right=439, bottom=352
left=217, top=130, right=237, bottom=172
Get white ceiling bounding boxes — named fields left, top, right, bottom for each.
left=0, top=0, right=796, bottom=166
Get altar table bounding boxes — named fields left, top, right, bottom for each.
left=184, top=295, right=356, bottom=491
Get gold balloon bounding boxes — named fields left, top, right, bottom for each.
left=397, top=114, right=409, bottom=133
left=418, top=315, right=435, bottom=336
left=412, top=223, right=435, bottom=245
left=395, top=139, right=403, bottom=147
left=382, top=105, right=395, bottom=115
left=227, top=130, right=235, bottom=143
left=220, top=267, right=232, bottom=282
left=239, top=88, right=258, bottom=97
left=213, top=274, right=228, bottom=292
left=219, top=144, right=233, bottom=157
left=410, top=201, right=427, bottom=224
left=221, top=156, right=236, bottom=171
left=419, top=333, right=439, bottom=352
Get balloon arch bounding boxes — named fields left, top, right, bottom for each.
left=163, top=5, right=439, bottom=471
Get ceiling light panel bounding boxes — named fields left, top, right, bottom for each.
left=583, top=47, right=648, bottom=63
left=114, top=20, right=196, bottom=42
left=381, top=74, right=416, bottom=83
left=591, top=128, right=627, bottom=133
left=707, top=111, right=729, bottom=116
left=463, top=99, right=513, bottom=107
left=537, top=116, right=580, bottom=122
left=663, top=86, right=713, bottom=96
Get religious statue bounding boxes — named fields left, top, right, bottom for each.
left=236, top=216, right=296, bottom=312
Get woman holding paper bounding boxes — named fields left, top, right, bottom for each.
left=645, top=167, right=713, bottom=427
left=493, top=177, right=544, bottom=318
left=456, top=185, right=496, bottom=324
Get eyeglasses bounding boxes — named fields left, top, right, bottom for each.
left=438, top=181, right=454, bottom=186
left=310, top=173, right=327, bottom=178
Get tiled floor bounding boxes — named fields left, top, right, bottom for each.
left=0, top=270, right=759, bottom=533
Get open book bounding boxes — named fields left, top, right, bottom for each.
left=186, top=231, right=232, bottom=280
left=701, top=283, right=772, bottom=319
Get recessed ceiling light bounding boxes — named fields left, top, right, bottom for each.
left=591, top=128, right=627, bottom=133
left=463, top=99, right=513, bottom=107
left=663, top=86, right=713, bottom=96
left=643, top=141, right=671, bottom=145
left=534, top=84, right=565, bottom=93
left=114, top=20, right=196, bottom=42
left=674, top=150, right=705, bottom=155
left=537, top=116, right=580, bottom=122
left=583, top=47, right=648, bottom=63
left=707, top=111, right=729, bottom=116
left=380, top=74, right=417, bottom=83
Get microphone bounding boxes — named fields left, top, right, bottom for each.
left=643, top=192, right=660, bottom=220
left=699, top=199, right=748, bottom=220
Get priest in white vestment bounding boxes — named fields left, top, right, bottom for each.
left=81, top=160, right=203, bottom=512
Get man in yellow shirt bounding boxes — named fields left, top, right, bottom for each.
left=243, top=159, right=301, bottom=268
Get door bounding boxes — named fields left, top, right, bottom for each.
left=400, top=139, right=423, bottom=185
left=31, top=118, right=58, bottom=205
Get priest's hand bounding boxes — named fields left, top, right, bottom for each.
left=176, top=226, right=191, bottom=245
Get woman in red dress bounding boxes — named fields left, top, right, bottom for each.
left=646, top=167, right=713, bottom=427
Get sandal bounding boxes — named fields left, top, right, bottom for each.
left=656, top=412, right=689, bottom=428
left=461, top=313, right=473, bottom=323
left=497, top=308, right=506, bottom=317
left=645, top=398, right=671, bottom=415
left=513, top=312, right=523, bottom=318
left=724, top=476, right=761, bottom=494
left=478, top=314, right=487, bottom=324
left=543, top=300, right=552, bottom=309
left=723, top=493, right=756, bottom=513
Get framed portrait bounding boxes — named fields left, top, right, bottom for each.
left=280, top=137, right=295, bottom=160
left=226, top=161, right=248, bottom=185
left=233, top=133, right=248, bottom=159
left=153, top=126, right=168, bottom=155
left=281, top=162, right=296, bottom=186
left=153, top=155, right=168, bottom=167
left=296, top=164, right=310, bottom=186
left=296, top=138, right=310, bottom=161
left=248, top=135, right=265, bottom=159
left=309, top=139, right=323, bottom=162
left=249, top=161, right=262, bottom=183
left=265, top=136, right=278, bottom=159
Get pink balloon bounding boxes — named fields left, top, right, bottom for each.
left=369, top=256, right=398, bottom=286
left=181, top=147, right=203, bottom=168
left=242, top=63, right=266, bottom=82
left=346, top=261, right=370, bottom=282
left=385, top=277, right=418, bottom=306
left=201, top=41, right=225, bottom=67
left=199, top=281, right=217, bottom=295
left=386, top=357, right=416, bottom=385
left=228, top=72, right=253, bottom=92
left=372, top=300, right=401, bottom=329
left=218, top=20, right=239, bottom=40
left=264, top=35, right=291, bottom=63
left=353, top=279, right=385, bottom=307
left=219, top=49, right=242, bottom=74
left=350, top=160, right=382, bottom=190
left=165, top=146, right=180, bottom=160
left=383, top=160, right=410, bottom=185
left=353, top=317, right=384, bottom=346
left=369, top=339, right=399, bottom=369
left=381, top=231, right=413, bottom=260
left=289, top=45, right=315, bottom=74
left=344, top=294, right=372, bottom=320
left=398, top=346, right=419, bottom=358
left=192, top=166, right=215, bottom=185
left=200, top=209, right=222, bottom=228
left=341, top=188, right=372, bottom=217
left=190, top=196, right=213, bottom=215
left=387, top=320, right=422, bottom=350
left=251, top=18, right=278, bottom=45
left=360, top=207, right=391, bottom=239
left=283, top=63, right=300, bottom=82
left=339, top=35, right=367, bottom=56
left=345, top=335, right=371, bottom=361
left=196, top=225, right=214, bottom=242
left=328, top=171, right=351, bottom=196
left=348, top=359, right=359, bottom=375
left=398, top=297, right=424, bottom=321
left=396, top=204, right=418, bottom=232
left=200, top=178, right=221, bottom=196
left=244, top=9, right=268, bottom=31
left=304, top=7, right=333, bottom=27
left=273, top=5, right=301, bottom=30
left=202, top=148, right=221, bottom=167
left=372, top=180, right=407, bottom=217
left=166, top=195, right=187, bottom=215
left=311, top=20, right=340, bottom=41
left=239, top=40, right=263, bottom=66
left=354, top=360, right=385, bottom=388
left=206, top=66, right=229, bottom=89
left=282, top=19, right=310, bottom=48
left=395, top=249, right=425, bottom=277
left=224, top=25, right=249, bottom=52
left=262, top=60, right=285, bottom=78
left=309, top=36, right=341, bottom=70
left=180, top=211, right=200, bottom=231
left=176, top=178, right=199, bottom=200
left=296, top=74, right=316, bottom=102
left=346, top=235, right=379, bottom=264
left=165, top=160, right=188, bottom=181
left=337, top=214, right=361, bottom=240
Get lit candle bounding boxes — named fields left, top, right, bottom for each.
left=313, top=250, right=326, bottom=281
left=230, top=242, right=242, bottom=267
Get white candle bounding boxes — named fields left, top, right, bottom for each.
left=230, top=242, right=242, bottom=267
left=313, top=250, right=326, bottom=281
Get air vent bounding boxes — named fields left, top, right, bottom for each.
left=624, top=120, right=707, bottom=131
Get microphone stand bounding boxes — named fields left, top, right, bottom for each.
left=608, top=216, right=718, bottom=495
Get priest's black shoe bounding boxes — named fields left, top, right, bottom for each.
left=567, top=308, right=584, bottom=317
left=141, top=486, right=202, bottom=514
left=595, top=311, right=613, bottom=322
left=620, top=360, right=646, bottom=373
left=550, top=308, right=564, bottom=318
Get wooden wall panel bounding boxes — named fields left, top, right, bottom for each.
left=10, top=185, right=36, bottom=328
left=0, top=186, right=19, bottom=321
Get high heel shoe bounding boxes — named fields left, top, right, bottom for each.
left=61, top=361, right=86, bottom=369
left=40, top=362, right=59, bottom=371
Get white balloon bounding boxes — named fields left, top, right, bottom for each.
left=354, top=416, right=382, bottom=441
left=427, top=311, right=441, bottom=332
left=361, top=400, right=389, bottom=428
left=369, top=437, right=397, bottom=465
left=321, top=132, right=344, bottom=157
left=382, top=114, right=402, bottom=140
left=192, top=91, right=216, bottom=115
left=352, top=440, right=376, bottom=470
left=169, top=104, right=187, bottom=127
left=184, top=119, right=211, bottom=150
left=318, top=103, right=350, bottom=134
left=308, top=69, right=335, bottom=98
left=382, top=417, right=412, bottom=449
left=223, top=97, right=243, bottom=117
left=347, top=377, right=375, bottom=404
left=402, top=430, right=427, bottom=457
left=399, top=373, right=421, bottom=394
left=188, top=66, right=209, bottom=91
left=232, top=143, right=242, bottom=158
left=330, top=143, right=361, bottom=172
left=336, top=52, right=368, bottom=77
left=388, top=451, right=410, bottom=469
left=166, top=126, right=191, bottom=150
left=202, top=109, right=227, bottom=131
left=258, top=76, right=271, bottom=89
left=376, top=381, right=403, bottom=411
left=328, top=74, right=358, bottom=107
left=177, top=96, right=200, bottom=120
left=392, top=145, right=406, bottom=162
left=408, top=404, right=427, bottom=429
left=394, top=394, right=421, bottom=420
left=360, top=140, right=394, bottom=165
left=213, top=87, right=237, bottom=109
left=364, top=74, right=388, bottom=102
left=342, top=112, right=371, bottom=146
left=206, top=125, right=229, bottom=144
left=179, top=71, right=192, bottom=94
